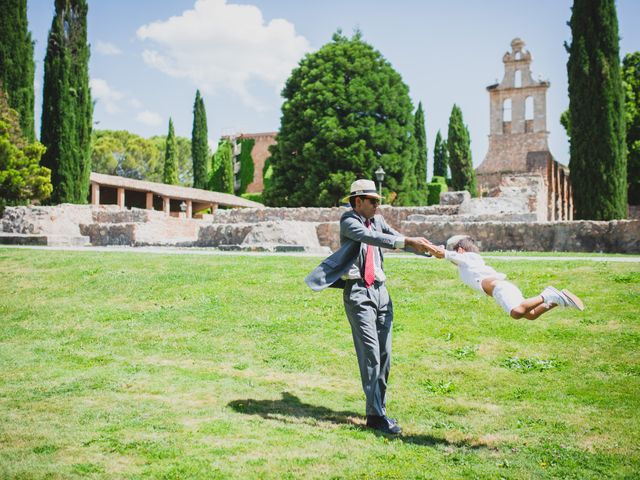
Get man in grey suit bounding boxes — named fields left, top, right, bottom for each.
left=305, top=179, right=431, bottom=435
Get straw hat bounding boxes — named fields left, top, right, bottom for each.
left=342, top=179, right=382, bottom=202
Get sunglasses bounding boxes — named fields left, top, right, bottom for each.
left=363, top=197, right=380, bottom=205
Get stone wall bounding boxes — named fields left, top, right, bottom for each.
left=2, top=204, right=638, bottom=253
left=401, top=220, right=640, bottom=254
left=210, top=205, right=459, bottom=230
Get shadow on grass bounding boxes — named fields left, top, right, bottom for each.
left=228, top=392, right=486, bottom=449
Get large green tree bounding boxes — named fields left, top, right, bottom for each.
left=622, top=52, right=640, bottom=205
left=0, top=85, right=51, bottom=209
left=163, top=118, right=178, bottom=185
left=263, top=31, right=418, bottom=207
left=566, top=0, right=626, bottom=219
left=414, top=101, right=428, bottom=201
left=433, top=130, right=448, bottom=179
left=41, top=0, right=92, bottom=204
left=191, top=90, right=209, bottom=189
left=447, top=104, right=476, bottom=196
left=0, top=0, right=35, bottom=141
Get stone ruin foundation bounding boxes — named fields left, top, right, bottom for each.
left=1, top=198, right=638, bottom=253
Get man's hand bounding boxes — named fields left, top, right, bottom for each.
left=404, top=237, right=433, bottom=254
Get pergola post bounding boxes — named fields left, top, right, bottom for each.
left=91, top=182, right=100, bottom=205
left=117, top=187, right=125, bottom=208
left=146, top=192, right=153, bottom=210
left=186, top=200, right=193, bottom=218
left=163, top=196, right=170, bottom=215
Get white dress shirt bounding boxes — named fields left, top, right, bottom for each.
left=444, top=250, right=506, bottom=292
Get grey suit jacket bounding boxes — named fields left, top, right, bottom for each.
left=304, top=209, right=404, bottom=292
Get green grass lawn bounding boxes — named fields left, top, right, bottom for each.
left=1, top=248, right=639, bottom=479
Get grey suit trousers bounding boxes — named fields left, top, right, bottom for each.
left=343, top=278, right=393, bottom=417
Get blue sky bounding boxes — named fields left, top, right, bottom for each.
left=28, top=0, right=640, bottom=174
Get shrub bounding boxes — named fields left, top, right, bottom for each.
left=427, top=176, right=448, bottom=205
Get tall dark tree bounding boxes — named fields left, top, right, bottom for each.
left=41, top=0, right=92, bottom=204
left=191, top=90, right=209, bottom=189
left=414, top=101, right=428, bottom=195
left=209, top=140, right=233, bottom=194
left=622, top=52, right=640, bottom=205
left=163, top=118, right=178, bottom=185
left=566, top=0, right=626, bottom=219
left=447, top=104, right=476, bottom=196
left=433, top=130, right=448, bottom=179
left=264, top=31, right=418, bottom=206
left=0, top=0, right=35, bottom=141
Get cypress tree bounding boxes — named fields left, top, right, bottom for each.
left=209, top=140, right=233, bottom=194
left=163, top=118, right=178, bottom=184
left=566, top=0, right=626, bottom=219
left=41, top=0, right=92, bottom=204
left=447, top=104, right=476, bottom=196
left=433, top=130, right=448, bottom=179
left=414, top=101, right=428, bottom=192
left=622, top=52, right=640, bottom=206
left=191, top=90, right=209, bottom=189
left=0, top=0, right=35, bottom=141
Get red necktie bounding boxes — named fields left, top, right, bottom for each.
left=363, top=219, right=375, bottom=288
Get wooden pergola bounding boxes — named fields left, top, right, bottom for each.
left=89, top=172, right=263, bottom=218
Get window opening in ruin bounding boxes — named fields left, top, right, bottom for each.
left=525, top=96, right=534, bottom=120
left=514, top=70, right=522, bottom=88
left=525, top=96, right=534, bottom=132
left=502, top=98, right=512, bottom=121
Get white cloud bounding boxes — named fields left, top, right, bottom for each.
left=95, top=41, right=122, bottom=56
left=136, top=110, right=163, bottom=127
left=90, top=78, right=124, bottom=114
left=136, top=0, right=310, bottom=110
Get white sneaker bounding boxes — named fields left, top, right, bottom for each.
left=560, top=289, right=585, bottom=311
left=541, top=286, right=565, bottom=306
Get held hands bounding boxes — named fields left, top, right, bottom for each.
left=425, top=243, right=445, bottom=258
left=405, top=237, right=446, bottom=258
left=404, top=237, right=433, bottom=254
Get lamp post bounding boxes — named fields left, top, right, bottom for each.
left=179, top=201, right=187, bottom=217
left=375, top=166, right=385, bottom=203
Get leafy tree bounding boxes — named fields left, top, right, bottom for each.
left=433, top=130, right=449, bottom=179
left=447, top=104, right=476, bottom=196
left=236, top=138, right=255, bottom=195
left=622, top=52, right=640, bottom=205
left=91, top=130, right=161, bottom=181
left=163, top=118, right=178, bottom=185
left=209, top=140, right=233, bottom=194
left=0, top=86, right=51, bottom=209
left=0, top=0, right=35, bottom=141
left=566, top=0, right=626, bottom=219
left=191, top=90, right=209, bottom=189
left=150, top=135, right=193, bottom=186
left=318, top=171, right=356, bottom=206
left=90, top=130, right=193, bottom=186
left=414, top=102, right=428, bottom=187
left=263, top=31, right=418, bottom=206
left=40, top=0, right=92, bottom=204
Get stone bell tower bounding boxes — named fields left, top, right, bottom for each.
left=476, top=38, right=572, bottom=220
